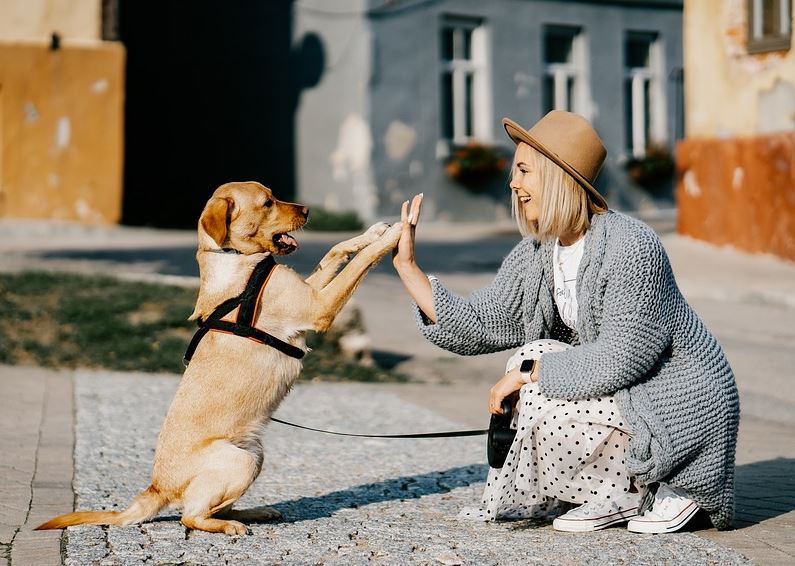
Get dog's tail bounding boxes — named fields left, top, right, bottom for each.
left=34, top=485, right=168, bottom=530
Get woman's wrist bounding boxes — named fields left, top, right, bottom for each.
left=395, top=260, right=426, bottom=282
left=518, top=359, right=541, bottom=383
left=393, top=257, right=418, bottom=273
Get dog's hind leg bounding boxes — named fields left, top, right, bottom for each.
left=305, top=222, right=390, bottom=290
left=179, top=441, right=260, bottom=535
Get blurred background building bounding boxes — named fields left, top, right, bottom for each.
left=1, top=0, right=793, bottom=263
left=0, top=0, right=683, bottom=228
left=296, top=0, right=684, bottom=223
left=677, top=0, right=795, bottom=261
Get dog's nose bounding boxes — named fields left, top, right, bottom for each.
left=301, top=206, right=309, bottom=218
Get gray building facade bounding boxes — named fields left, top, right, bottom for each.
left=294, top=0, right=683, bottom=223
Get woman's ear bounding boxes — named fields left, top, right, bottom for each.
left=200, top=197, right=232, bottom=247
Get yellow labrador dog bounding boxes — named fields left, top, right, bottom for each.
left=36, top=181, right=402, bottom=535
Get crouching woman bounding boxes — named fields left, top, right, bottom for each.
left=392, top=111, right=739, bottom=533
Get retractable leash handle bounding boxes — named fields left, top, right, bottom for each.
left=487, top=399, right=517, bottom=469
left=485, top=359, right=533, bottom=467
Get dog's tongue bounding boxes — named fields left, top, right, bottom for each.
left=279, top=233, right=299, bottom=250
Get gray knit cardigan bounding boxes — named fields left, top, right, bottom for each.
left=415, top=211, right=739, bottom=529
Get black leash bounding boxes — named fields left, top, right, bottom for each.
left=184, top=255, right=305, bottom=366
left=270, top=417, right=488, bottom=438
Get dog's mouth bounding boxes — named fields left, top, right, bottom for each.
left=273, top=233, right=299, bottom=254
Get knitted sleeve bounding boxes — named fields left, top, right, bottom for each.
left=411, top=239, right=533, bottom=355
left=538, top=229, right=674, bottom=399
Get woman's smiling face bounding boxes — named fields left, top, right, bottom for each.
left=510, top=143, right=541, bottom=222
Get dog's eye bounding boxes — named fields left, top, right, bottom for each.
left=264, top=199, right=273, bottom=208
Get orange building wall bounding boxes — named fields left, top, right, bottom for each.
left=679, top=0, right=795, bottom=261
left=676, top=132, right=795, bottom=261
left=0, top=41, right=124, bottom=223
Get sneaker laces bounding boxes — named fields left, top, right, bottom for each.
left=569, top=492, right=637, bottom=517
left=651, top=483, right=690, bottom=515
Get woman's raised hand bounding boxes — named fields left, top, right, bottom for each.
left=393, top=194, right=423, bottom=270
left=391, top=194, right=437, bottom=323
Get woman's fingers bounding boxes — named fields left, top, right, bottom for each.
left=489, top=370, right=523, bottom=414
left=407, top=193, right=423, bottom=226
left=489, top=386, right=504, bottom=415
left=394, top=200, right=415, bottom=266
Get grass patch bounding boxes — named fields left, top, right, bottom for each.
left=0, top=271, right=404, bottom=382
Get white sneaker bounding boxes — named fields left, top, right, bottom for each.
left=627, top=483, right=699, bottom=534
left=552, top=492, right=641, bottom=532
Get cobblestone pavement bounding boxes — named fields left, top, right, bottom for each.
left=2, top=218, right=794, bottom=564
left=60, top=372, right=750, bottom=566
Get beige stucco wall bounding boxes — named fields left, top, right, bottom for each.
left=0, top=0, right=101, bottom=41
left=0, top=41, right=125, bottom=223
left=684, top=0, right=795, bottom=137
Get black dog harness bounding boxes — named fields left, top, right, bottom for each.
left=183, top=255, right=305, bottom=366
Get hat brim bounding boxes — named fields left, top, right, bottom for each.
left=503, top=118, right=608, bottom=211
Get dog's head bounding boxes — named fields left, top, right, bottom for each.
left=198, top=181, right=309, bottom=255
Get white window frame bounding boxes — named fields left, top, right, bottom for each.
left=439, top=17, right=492, bottom=145
left=748, top=0, right=792, bottom=53
left=543, top=25, right=589, bottom=117
left=624, top=32, right=666, bottom=158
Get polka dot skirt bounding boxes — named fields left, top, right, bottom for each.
left=460, top=339, right=633, bottom=522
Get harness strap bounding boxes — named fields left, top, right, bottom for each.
left=183, top=255, right=305, bottom=366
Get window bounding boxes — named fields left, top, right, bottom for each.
left=440, top=17, right=491, bottom=144
left=748, top=0, right=792, bottom=53
left=542, top=26, right=583, bottom=114
left=624, top=31, right=666, bottom=158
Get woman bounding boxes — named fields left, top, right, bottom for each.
left=392, top=111, right=739, bottom=533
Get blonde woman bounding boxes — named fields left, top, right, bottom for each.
left=392, top=111, right=739, bottom=533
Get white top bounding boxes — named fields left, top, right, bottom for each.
left=552, top=234, right=586, bottom=329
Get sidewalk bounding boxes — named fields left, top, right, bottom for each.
left=0, top=367, right=73, bottom=566
left=0, top=367, right=756, bottom=566
left=0, top=216, right=794, bottom=564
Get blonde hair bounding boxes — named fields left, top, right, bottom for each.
left=511, top=147, right=605, bottom=241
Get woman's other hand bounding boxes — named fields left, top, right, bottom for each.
left=393, top=194, right=423, bottom=270
left=489, top=368, right=525, bottom=414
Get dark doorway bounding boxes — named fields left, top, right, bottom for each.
left=118, top=1, right=323, bottom=228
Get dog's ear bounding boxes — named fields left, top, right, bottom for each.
left=200, top=197, right=232, bottom=247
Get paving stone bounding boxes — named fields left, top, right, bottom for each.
left=64, top=372, right=752, bottom=566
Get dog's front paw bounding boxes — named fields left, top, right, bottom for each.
left=363, top=222, right=390, bottom=240
left=378, top=221, right=403, bottom=246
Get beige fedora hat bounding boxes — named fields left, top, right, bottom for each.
left=503, top=111, right=608, bottom=211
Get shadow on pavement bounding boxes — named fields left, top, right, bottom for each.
left=732, top=457, right=795, bottom=527
left=269, top=464, right=488, bottom=524
left=37, top=236, right=519, bottom=278
left=149, top=464, right=488, bottom=526
left=146, top=460, right=790, bottom=530
left=371, top=350, right=413, bottom=370
left=40, top=247, right=201, bottom=277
